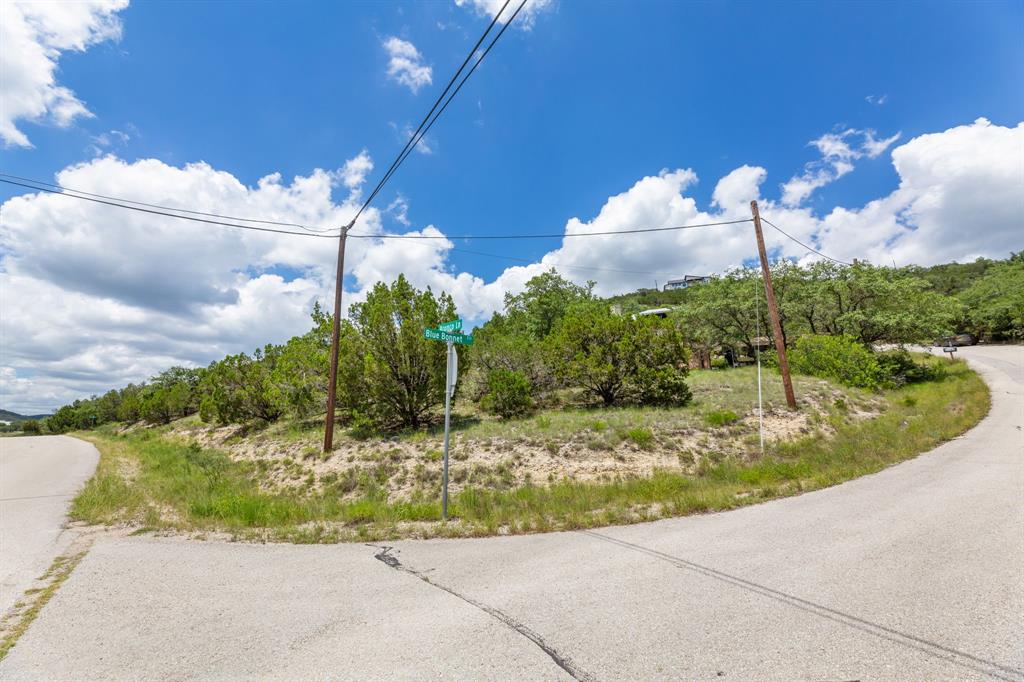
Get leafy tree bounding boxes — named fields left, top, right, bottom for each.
left=117, top=384, right=145, bottom=423
left=470, top=312, right=553, bottom=400
left=784, top=262, right=959, bottom=345
left=93, top=389, right=123, bottom=423
left=677, top=268, right=765, bottom=358
left=273, top=309, right=367, bottom=420
left=959, top=258, right=1024, bottom=341
left=140, top=382, right=193, bottom=424
left=199, top=346, right=286, bottom=424
left=139, top=366, right=203, bottom=424
left=45, top=405, right=78, bottom=433
left=910, top=257, right=996, bottom=296
left=480, top=369, right=535, bottom=418
left=548, top=304, right=690, bottom=406
left=349, top=275, right=461, bottom=428
left=502, top=269, right=595, bottom=339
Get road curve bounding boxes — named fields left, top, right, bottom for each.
left=1, top=346, right=1021, bottom=680
left=0, top=435, right=98, bottom=618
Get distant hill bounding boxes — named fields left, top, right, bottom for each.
left=0, top=409, right=50, bottom=424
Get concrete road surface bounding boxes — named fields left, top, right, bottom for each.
left=0, top=436, right=98, bottom=616
left=2, top=347, right=1021, bottom=681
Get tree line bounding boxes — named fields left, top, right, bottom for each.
left=44, top=254, right=1023, bottom=435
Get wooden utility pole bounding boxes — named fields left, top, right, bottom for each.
left=750, top=200, right=797, bottom=409
left=323, top=222, right=352, bottom=452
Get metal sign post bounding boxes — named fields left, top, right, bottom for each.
left=442, top=340, right=456, bottom=520
left=942, top=337, right=958, bottom=361
left=424, top=320, right=471, bottom=520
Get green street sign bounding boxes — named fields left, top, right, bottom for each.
left=438, top=319, right=462, bottom=332
left=424, top=328, right=474, bottom=345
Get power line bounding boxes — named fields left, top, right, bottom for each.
left=760, top=216, right=853, bottom=266
left=348, top=0, right=516, bottom=230
left=350, top=217, right=752, bottom=240
left=428, top=243, right=701, bottom=277
left=1, top=176, right=749, bottom=246
left=0, top=1, right=523, bottom=238
left=0, top=172, right=338, bottom=234
left=0, top=177, right=338, bottom=239
left=351, top=1, right=529, bottom=238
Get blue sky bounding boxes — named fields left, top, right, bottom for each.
left=1, top=0, right=1022, bottom=411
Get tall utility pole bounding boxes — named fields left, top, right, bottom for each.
left=323, top=222, right=353, bottom=452
left=750, top=200, right=797, bottom=409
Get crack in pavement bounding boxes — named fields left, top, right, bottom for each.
left=0, top=493, right=75, bottom=503
left=580, top=530, right=1023, bottom=682
left=370, top=545, right=597, bottom=682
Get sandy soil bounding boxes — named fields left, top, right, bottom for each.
left=168, top=396, right=880, bottom=502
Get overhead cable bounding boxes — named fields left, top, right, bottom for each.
left=350, top=218, right=752, bottom=240
left=430, top=243, right=701, bottom=277
left=0, top=177, right=337, bottom=239
left=759, top=216, right=853, bottom=266
left=0, top=177, right=749, bottom=249
left=0, top=172, right=338, bottom=234
left=348, top=0, right=517, bottom=230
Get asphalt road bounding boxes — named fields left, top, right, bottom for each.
left=2, top=347, right=1021, bottom=681
left=0, top=435, right=98, bottom=617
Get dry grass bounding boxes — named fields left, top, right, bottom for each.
left=70, top=357, right=986, bottom=542
left=164, top=368, right=872, bottom=503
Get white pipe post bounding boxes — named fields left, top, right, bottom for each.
left=442, top=340, right=453, bottom=520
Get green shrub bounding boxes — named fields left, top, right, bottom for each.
left=198, top=348, right=285, bottom=424
left=704, top=410, right=740, bottom=427
left=21, top=420, right=42, bottom=434
left=710, top=356, right=729, bottom=370
left=634, top=366, right=693, bottom=407
left=788, top=335, right=886, bottom=389
left=479, top=369, right=535, bottom=418
left=875, top=349, right=936, bottom=386
left=547, top=305, right=690, bottom=407
left=347, top=411, right=376, bottom=441
left=350, top=276, right=461, bottom=430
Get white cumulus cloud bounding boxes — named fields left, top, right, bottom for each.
left=781, top=127, right=901, bottom=206
left=336, top=150, right=373, bottom=191
left=455, top=0, right=554, bottom=29
left=0, top=0, right=128, bottom=147
left=382, top=36, right=433, bottom=94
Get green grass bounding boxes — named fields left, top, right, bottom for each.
left=72, top=429, right=441, bottom=533
left=446, top=358, right=987, bottom=532
left=704, top=409, right=740, bottom=427
left=71, top=357, right=988, bottom=542
left=426, top=367, right=848, bottom=445
left=622, top=427, right=654, bottom=450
